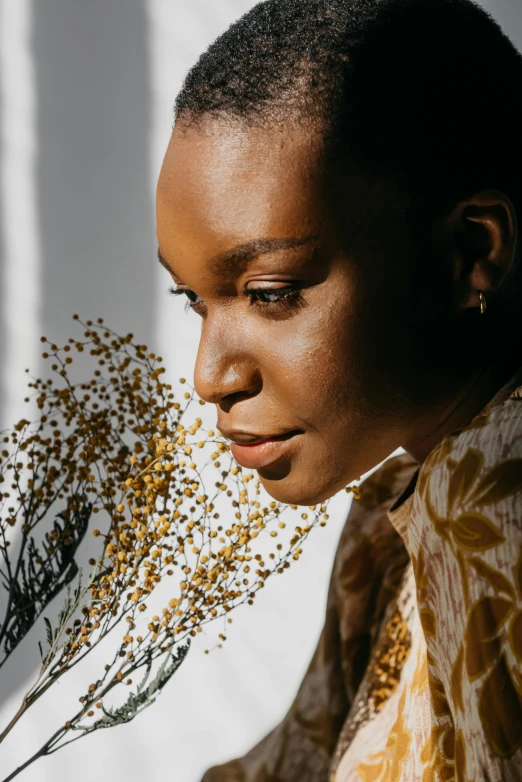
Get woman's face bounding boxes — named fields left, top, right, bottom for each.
left=156, top=120, right=444, bottom=505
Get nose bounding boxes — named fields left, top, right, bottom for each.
left=193, top=316, right=261, bottom=409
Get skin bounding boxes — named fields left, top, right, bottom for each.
left=156, top=117, right=520, bottom=506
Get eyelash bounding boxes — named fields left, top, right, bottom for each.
left=168, top=284, right=305, bottom=316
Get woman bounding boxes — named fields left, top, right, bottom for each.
left=156, top=0, right=522, bottom=779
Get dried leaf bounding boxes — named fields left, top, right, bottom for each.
left=79, top=641, right=190, bottom=735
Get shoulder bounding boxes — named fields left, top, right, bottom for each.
left=409, top=388, right=522, bottom=615
left=416, top=388, right=522, bottom=530
left=409, top=388, right=522, bottom=771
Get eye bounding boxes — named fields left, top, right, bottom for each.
left=245, top=285, right=305, bottom=313
left=168, top=286, right=202, bottom=313
left=168, top=283, right=306, bottom=317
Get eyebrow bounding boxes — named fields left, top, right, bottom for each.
left=157, top=234, right=319, bottom=278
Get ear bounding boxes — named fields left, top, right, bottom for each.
left=445, top=189, right=518, bottom=312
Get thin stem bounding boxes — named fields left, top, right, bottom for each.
left=1, top=726, right=67, bottom=782
left=0, top=700, right=28, bottom=744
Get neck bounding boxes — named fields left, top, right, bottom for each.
left=402, top=321, right=522, bottom=465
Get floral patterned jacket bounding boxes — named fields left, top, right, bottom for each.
left=201, top=367, right=522, bottom=782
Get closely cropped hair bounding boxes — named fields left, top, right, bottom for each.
left=174, top=0, right=522, bottom=222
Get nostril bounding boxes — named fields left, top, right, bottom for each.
left=219, top=388, right=259, bottom=413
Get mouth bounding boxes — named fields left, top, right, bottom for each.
left=226, top=430, right=302, bottom=470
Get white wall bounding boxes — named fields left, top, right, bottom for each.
left=0, top=2, right=520, bottom=780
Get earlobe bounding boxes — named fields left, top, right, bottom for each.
left=451, top=189, right=518, bottom=312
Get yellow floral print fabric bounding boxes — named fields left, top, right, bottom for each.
left=200, top=369, right=522, bottom=782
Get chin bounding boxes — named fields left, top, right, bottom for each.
left=257, top=470, right=344, bottom=507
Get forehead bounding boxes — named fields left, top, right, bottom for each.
left=158, top=118, right=326, bottom=200
left=156, top=120, right=330, bottom=269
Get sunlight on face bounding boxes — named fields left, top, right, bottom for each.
left=156, top=119, right=420, bottom=504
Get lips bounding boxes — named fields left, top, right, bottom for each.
left=227, top=430, right=301, bottom=470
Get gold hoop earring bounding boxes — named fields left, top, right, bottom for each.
left=478, top=290, right=487, bottom=316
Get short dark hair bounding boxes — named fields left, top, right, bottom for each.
left=174, top=0, right=522, bottom=221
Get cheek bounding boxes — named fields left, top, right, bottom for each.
left=257, top=292, right=358, bottom=422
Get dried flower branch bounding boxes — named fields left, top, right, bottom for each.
left=0, top=316, right=359, bottom=780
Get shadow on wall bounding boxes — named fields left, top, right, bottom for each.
left=0, top=0, right=155, bottom=704
left=0, top=86, right=4, bottom=425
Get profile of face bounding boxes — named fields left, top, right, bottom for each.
left=156, top=119, right=514, bottom=506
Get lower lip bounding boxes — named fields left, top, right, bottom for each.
left=230, top=431, right=301, bottom=470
